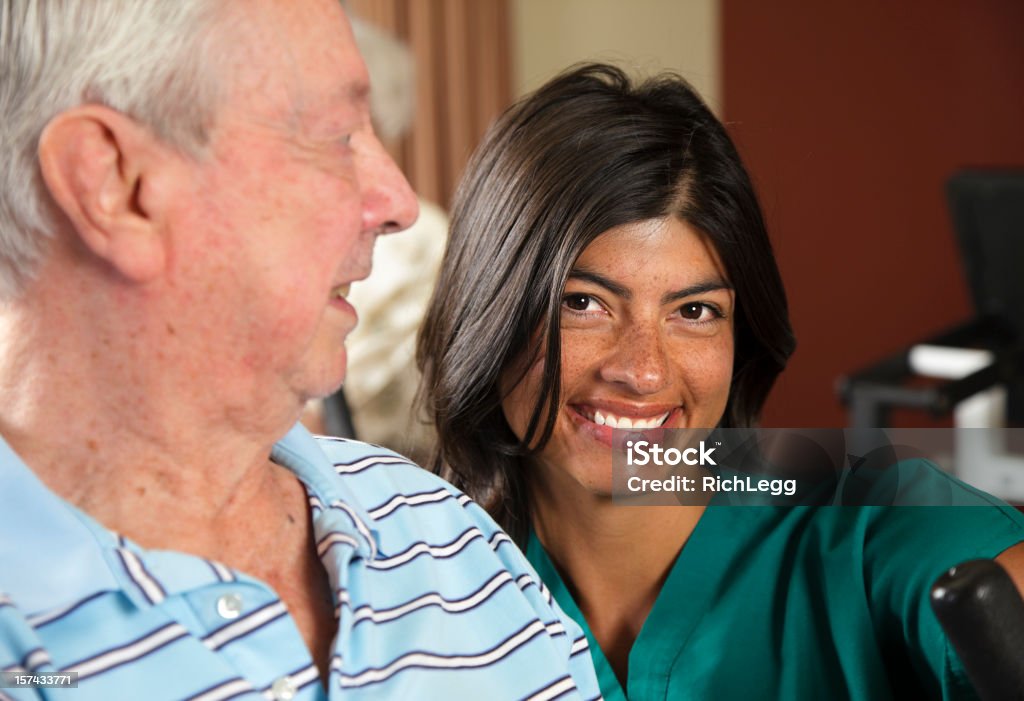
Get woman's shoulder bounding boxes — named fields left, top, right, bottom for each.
left=852, top=458, right=1024, bottom=555
left=769, top=459, right=1024, bottom=585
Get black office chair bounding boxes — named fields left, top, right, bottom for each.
left=932, top=559, right=1024, bottom=699
left=838, top=170, right=1024, bottom=428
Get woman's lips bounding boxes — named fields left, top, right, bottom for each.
left=569, top=404, right=682, bottom=447
left=579, top=406, right=671, bottom=429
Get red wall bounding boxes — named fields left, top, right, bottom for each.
left=722, top=0, right=1024, bottom=427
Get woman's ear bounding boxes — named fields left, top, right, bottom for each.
left=37, top=105, right=169, bottom=283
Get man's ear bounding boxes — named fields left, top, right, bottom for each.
left=37, top=106, right=171, bottom=283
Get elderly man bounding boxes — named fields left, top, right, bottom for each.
left=0, top=2, right=600, bottom=699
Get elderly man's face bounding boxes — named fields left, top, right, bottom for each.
left=170, top=0, right=416, bottom=409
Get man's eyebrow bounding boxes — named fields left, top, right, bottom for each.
left=568, top=269, right=733, bottom=304
left=295, top=81, right=369, bottom=133
left=323, top=81, right=369, bottom=116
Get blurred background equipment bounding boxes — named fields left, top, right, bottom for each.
left=837, top=171, right=1024, bottom=499
left=838, top=170, right=1024, bottom=429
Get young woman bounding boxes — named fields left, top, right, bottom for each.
left=417, top=63, right=1024, bottom=699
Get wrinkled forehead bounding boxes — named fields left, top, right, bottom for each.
left=217, top=0, right=370, bottom=128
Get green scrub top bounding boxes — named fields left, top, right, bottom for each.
left=526, top=462, right=1024, bottom=700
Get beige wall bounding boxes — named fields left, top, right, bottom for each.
left=511, top=0, right=720, bottom=112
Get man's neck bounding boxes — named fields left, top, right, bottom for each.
left=1, top=256, right=340, bottom=684
left=0, top=275, right=301, bottom=555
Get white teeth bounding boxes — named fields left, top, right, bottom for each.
left=634, top=413, right=670, bottom=429
left=588, top=409, right=671, bottom=429
left=332, top=284, right=350, bottom=299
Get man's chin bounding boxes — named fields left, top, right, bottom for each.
left=312, top=372, right=348, bottom=404
left=300, top=350, right=349, bottom=402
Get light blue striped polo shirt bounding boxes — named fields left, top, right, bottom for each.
left=0, top=426, right=602, bottom=700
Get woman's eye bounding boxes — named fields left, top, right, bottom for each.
left=679, top=302, right=719, bottom=322
left=563, top=293, right=596, bottom=312
left=680, top=302, right=704, bottom=320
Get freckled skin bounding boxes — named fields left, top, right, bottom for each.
left=501, top=217, right=735, bottom=684
left=502, top=216, right=736, bottom=499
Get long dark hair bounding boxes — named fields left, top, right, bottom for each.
left=416, top=63, right=795, bottom=543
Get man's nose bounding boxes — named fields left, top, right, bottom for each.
left=359, top=135, right=419, bottom=235
left=598, top=323, right=671, bottom=395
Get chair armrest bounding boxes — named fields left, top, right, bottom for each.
left=931, top=559, right=1024, bottom=700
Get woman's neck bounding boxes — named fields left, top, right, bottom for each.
left=528, top=468, right=705, bottom=689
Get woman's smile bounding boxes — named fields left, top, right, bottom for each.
left=501, top=216, right=735, bottom=497
left=567, top=402, right=682, bottom=449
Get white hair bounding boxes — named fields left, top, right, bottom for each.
left=349, top=15, right=415, bottom=145
left=0, top=0, right=229, bottom=299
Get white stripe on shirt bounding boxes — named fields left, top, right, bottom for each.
left=524, top=675, right=578, bottom=701
left=334, top=454, right=412, bottom=475
left=368, top=488, right=453, bottom=520
left=116, top=547, right=166, bottom=605
left=369, top=527, right=484, bottom=570
left=340, top=619, right=550, bottom=688
left=351, top=570, right=515, bottom=626
left=69, top=622, right=189, bottom=680
left=317, top=531, right=361, bottom=558
left=203, top=601, right=288, bottom=651
left=329, top=500, right=378, bottom=559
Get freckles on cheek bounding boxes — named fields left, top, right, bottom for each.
left=693, top=339, right=735, bottom=399
left=560, top=331, right=599, bottom=383
left=559, top=354, right=586, bottom=387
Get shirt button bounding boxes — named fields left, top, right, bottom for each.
left=215, top=593, right=243, bottom=619
left=270, top=676, right=297, bottom=701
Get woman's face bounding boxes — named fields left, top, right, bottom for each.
left=501, top=216, right=735, bottom=497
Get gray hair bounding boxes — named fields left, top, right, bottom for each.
left=0, top=0, right=229, bottom=299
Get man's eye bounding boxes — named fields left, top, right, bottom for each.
left=563, top=294, right=595, bottom=312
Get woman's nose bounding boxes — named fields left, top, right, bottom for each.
left=598, top=324, right=671, bottom=395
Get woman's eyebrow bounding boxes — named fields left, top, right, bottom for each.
left=568, top=269, right=732, bottom=305
left=568, top=270, right=631, bottom=299
left=661, top=280, right=733, bottom=305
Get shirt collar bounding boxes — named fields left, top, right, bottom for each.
left=271, top=424, right=381, bottom=560
left=0, top=424, right=381, bottom=617
left=0, top=435, right=120, bottom=616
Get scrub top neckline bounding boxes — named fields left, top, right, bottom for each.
left=527, top=505, right=769, bottom=700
